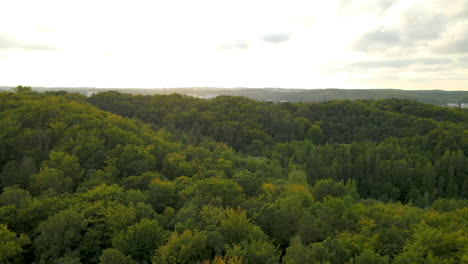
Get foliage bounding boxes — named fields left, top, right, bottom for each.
left=112, top=218, right=165, bottom=263
left=34, top=210, right=87, bottom=262
left=0, top=90, right=467, bottom=263
left=0, top=224, right=30, bottom=262
left=154, top=229, right=210, bottom=264
left=99, top=248, right=138, bottom=264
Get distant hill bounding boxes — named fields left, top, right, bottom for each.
left=1, top=86, right=468, bottom=106
left=166, top=88, right=468, bottom=106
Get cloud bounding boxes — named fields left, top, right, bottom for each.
left=377, top=0, right=395, bottom=11
left=432, top=22, right=468, bottom=54
left=353, top=28, right=400, bottom=53
left=338, top=0, right=397, bottom=15
left=0, top=33, right=55, bottom=51
left=458, top=56, right=468, bottom=65
left=353, top=15, right=449, bottom=54
left=459, top=0, right=468, bottom=17
left=261, top=33, right=292, bottom=43
left=400, top=12, right=448, bottom=41
left=0, top=34, right=27, bottom=49
left=349, top=57, right=453, bottom=69
left=219, top=32, right=292, bottom=51
left=325, top=59, right=468, bottom=85
left=218, top=41, right=250, bottom=51
left=323, top=57, right=459, bottom=75
left=352, top=1, right=467, bottom=56
left=436, top=36, right=468, bottom=54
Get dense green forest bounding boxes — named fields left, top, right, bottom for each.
left=0, top=87, right=467, bottom=263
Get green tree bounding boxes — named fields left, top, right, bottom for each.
left=0, top=185, right=32, bottom=208
left=29, top=167, right=73, bottom=194
left=112, top=218, right=165, bottom=263
left=226, top=240, right=280, bottom=264
left=14, top=85, right=33, bottom=93
left=312, top=179, right=349, bottom=201
left=283, top=236, right=307, bottom=264
left=148, top=178, right=177, bottom=212
left=307, top=237, right=351, bottom=264
left=43, top=151, right=83, bottom=187
left=153, top=229, right=210, bottom=264
left=183, top=178, right=244, bottom=207
left=117, top=145, right=156, bottom=178
left=162, top=152, right=196, bottom=179
left=104, top=203, right=137, bottom=232
left=232, top=170, right=262, bottom=196
left=351, top=249, right=389, bottom=264
left=34, top=210, right=88, bottom=262
left=308, top=124, right=324, bottom=144
left=0, top=224, right=30, bottom=263
left=288, top=169, right=309, bottom=186
left=220, top=208, right=267, bottom=245
left=99, top=248, right=138, bottom=264
left=394, top=217, right=467, bottom=264
left=0, top=157, right=36, bottom=188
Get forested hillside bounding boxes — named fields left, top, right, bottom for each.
left=164, top=88, right=468, bottom=105
left=3, top=86, right=468, bottom=106
left=0, top=88, right=467, bottom=263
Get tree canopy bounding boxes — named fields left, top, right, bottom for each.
left=0, top=88, right=466, bottom=263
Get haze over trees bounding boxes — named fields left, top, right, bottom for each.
left=2, top=86, right=468, bottom=106
left=0, top=88, right=467, bottom=263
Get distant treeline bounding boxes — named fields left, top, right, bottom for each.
left=2, top=86, right=468, bottom=105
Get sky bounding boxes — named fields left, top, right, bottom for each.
left=0, top=0, right=467, bottom=90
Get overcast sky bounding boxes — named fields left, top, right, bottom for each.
left=1, top=0, right=467, bottom=90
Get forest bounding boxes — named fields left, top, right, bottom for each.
left=0, top=86, right=467, bottom=263
left=2, top=86, right=468, bottom=106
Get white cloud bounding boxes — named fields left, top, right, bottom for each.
left=432, top=21, right=468, bottom=54
left=0, top=0, right=466, bottom=90
left=0, top=33, right=55, bottom=50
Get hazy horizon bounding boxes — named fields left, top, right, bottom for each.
left=1, top=0, right=467, bottom=90
left=4, top=85, right=468, bottom=93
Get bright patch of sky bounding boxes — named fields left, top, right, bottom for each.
left=0, top=0, right=467, bottom=90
